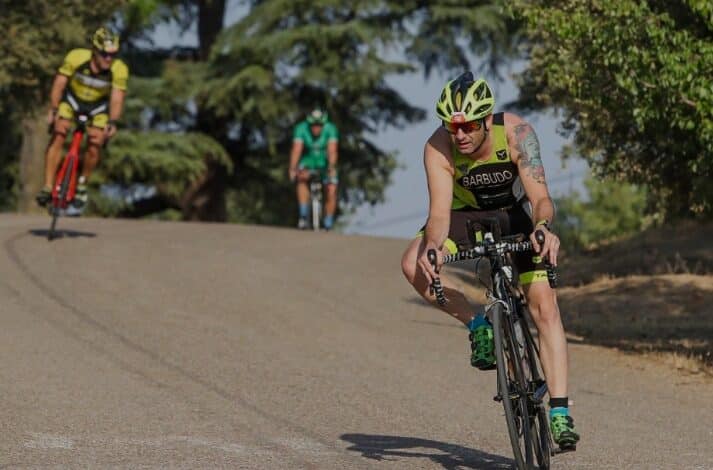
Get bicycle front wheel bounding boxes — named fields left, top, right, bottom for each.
left=492, top=303, right=536, bottom=469
left=311, top=190, right=321, bottom=231
left=517, top=312, right=552, bottom=469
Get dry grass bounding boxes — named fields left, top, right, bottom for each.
left=558, top=274, right=713, bottom=374
left=559, top=220, right=713, bottom=286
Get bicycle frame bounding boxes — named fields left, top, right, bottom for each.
left=51, top=126, right=84, bottom=209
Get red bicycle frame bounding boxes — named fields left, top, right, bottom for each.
left=51, top=127, right=84, bottom=209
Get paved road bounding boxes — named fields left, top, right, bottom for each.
left=1, top=214, right=711, bottom=469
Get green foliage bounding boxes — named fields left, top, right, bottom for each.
left=97, top=130, right=231, bottom=198
left=0, top=0, right=120, bottom=115
left=512, top=0, right=713, bottom=218
left=1, top=0, right=519, bottom=222
left=197, top=0, right=521, bottom=224
left=556, top=175, right=649, bottom=251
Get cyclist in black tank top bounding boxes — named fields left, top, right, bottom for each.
left=401, top=72, right=580, bottom=450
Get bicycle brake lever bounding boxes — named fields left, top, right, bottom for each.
left=534, top=230, right=558, bottom=289
left=427, top=249, right=447, bottom=306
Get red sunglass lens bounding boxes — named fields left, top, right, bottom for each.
left=444, top=120, right=480, bottom=134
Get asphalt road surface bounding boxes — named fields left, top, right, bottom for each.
left=1, top=215, right=711, bottom=469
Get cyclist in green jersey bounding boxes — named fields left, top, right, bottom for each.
left=400, top=72, right=579, bottom=450
left=288, top=109, right=340, bottom=230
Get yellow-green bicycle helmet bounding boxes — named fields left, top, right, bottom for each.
left=436, top=72, right=494, bottom=122
left=92, top=27, right=120, bottom=54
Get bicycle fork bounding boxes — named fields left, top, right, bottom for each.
left=52, top=130, right=83, bottom=207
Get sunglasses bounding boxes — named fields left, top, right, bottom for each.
left=443, top=119, right=483, bottom=135
left=98, top=50, right=117, bottom=59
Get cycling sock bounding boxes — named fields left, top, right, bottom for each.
left=549, top=397, right=569, bottom=419
left=298, top=204, right=309, bottom=218
left=467, top=313, right=490, bottom=331
left=323, top=215, right=334, bottom=229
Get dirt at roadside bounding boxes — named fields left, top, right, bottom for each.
left=558, top=274, right=713, bottom=373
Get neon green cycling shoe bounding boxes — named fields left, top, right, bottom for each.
left=551, top=414, right=580, bottom=450
left=469, top=324, right=495, bottom=370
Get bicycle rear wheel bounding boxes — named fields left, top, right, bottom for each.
left=492, top=302, right=536, bottom=469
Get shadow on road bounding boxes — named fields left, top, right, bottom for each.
left=29, top=229, right=96, bottom=240
left=340, top=433, right=514, bottom=469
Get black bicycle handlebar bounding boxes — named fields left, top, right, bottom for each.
left=427, top=230, right=558, bottom=305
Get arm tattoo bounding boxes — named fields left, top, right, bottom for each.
left=514, top=123, right=546, bottom=184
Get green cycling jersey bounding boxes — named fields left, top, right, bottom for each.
left=293, top=120, right=339, bottom=168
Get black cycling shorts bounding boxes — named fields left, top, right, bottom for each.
left=418, top=204, right=548, bottom=285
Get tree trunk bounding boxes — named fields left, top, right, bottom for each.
left=18, top=110, right=49, bottom=213
left=198, top=0, right=226, bottom=60
left=179, top=0, right=228, bottom=221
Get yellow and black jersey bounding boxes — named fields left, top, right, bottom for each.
left=452, top=112, right=525, bottom=210
left=58, top=48, right=129, bottom=103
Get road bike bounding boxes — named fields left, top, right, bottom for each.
left=428, top=219, right=560, bottom=470
left=47, top=101, right=106, bottom=240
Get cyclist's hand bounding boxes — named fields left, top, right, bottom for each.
left=531, top=226, right=560, bottom=266
left=288, top=167, right=298, bottom=182
left=47, top=107, right=57, bottom=126
left=105, top=122, right=118, bottom=139
left=417, top=240, right=442, bottom=284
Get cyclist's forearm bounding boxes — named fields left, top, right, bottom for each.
left=531, top=197, right=555, bottom=226
left=49, top=75, right=67, bottom=109
left=327, top=141, right=338, bottom=167
left=109, top=89, right=125, bottom=121
left=289, top=146, right=301, bottom=170
left=425, top=214, right=450, bottom=249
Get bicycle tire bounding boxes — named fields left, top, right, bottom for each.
left=492, top=302, right=536, bottom=469
left=515, top=312, right=552, bottom=469
left=48, top=158, right=73, bottom=241
left=311, top=186, right=321, bottom=232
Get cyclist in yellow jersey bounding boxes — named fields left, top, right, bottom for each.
left=400, top=72, right=579, bottom=450
left=36, top=27, right=129, bottom=208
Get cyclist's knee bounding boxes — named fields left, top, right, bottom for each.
left=401, top=240, right=422, bottom=284
left=296, top=169, right=311, bottom=182
left=401, top=254, right=417, bottom=283
left=527, top=292, right=560, bottom=326
left=53, top=119, right=70, bottom=137
left=87, top=127, right=106, bottom=147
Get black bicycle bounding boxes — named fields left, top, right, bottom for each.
left=428, top=220, right=559, bottom=470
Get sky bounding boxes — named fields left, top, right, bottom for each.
left=154, top=2, right=589, bottom=239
